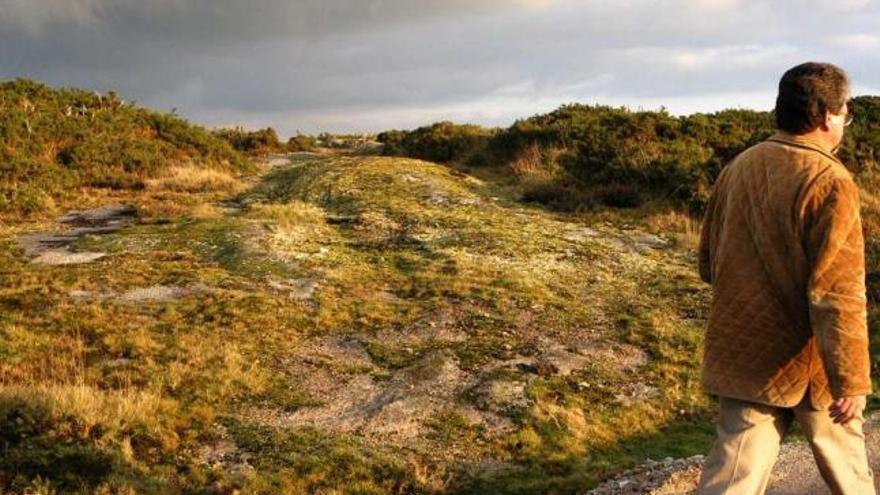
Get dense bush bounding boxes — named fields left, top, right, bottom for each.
left=378, top=121, right=499, bottom=165
left=0, top=78, right=251, bottom=216
left=287, top=133, right=318, bottom=152
left=212, top=126, right=283, bottom=154
left=379, top=100, right=880, bottom=213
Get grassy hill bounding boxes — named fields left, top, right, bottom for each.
left=0, top=150, right=716, bottom=494
left=0, top=79, right=252, bottom=218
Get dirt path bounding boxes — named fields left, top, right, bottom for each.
left=588, top=410, right=880, bottom=494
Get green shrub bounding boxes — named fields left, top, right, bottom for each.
left=378, top=121, right=499, bottom=164
left=0, top=78, right=251, bottom=217
left=380, top=98, right=880, bottom=213
left=212, top=126, right=283, bottom=155
left=287, top=133, right=318, bottom=152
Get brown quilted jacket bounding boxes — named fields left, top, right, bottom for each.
left=698, top=130, right=872, bottom=410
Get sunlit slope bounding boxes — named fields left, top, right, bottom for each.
left=0, top=153, right=712, bottom=494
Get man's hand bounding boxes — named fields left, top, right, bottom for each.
left=828, top=395, right=866, bottom=425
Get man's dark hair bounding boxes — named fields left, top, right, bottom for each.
left=775, top=62, right=850, bottom=134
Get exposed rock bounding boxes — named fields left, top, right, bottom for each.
left=585, top=454, right=705, bottom=494
left=279, top=350, right=486, bottom=443
left=196, top=437, right=254, bottom=482
left=472, top=377, right=531, bottom=415
left=31, top=250, right=107, bottom=265
left=118, top=285, right=184, bottom=303
left=629, top=233, right=672, bottom=252
left=58, top=205, right=137, bottom=227
left=18, top=204, right=137, bottom=265
left=267, top=277, right=319, bottom=299
left=489, top=341, right=649, bottom=379
left=614, top=383, right=661, bottom=406
left=117, top=284, right=211, bottom=303
left=297, top=335, right=376, bottom=371
left=264, top=155, right=294, bottom=167
left=17, top=234, right=81, bottom=257
left=427, top=192, right=449, bottom=205
left=563, top=227, right=601, bottom=243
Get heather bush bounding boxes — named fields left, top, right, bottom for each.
left=379, top=99, right=880, bottom=212
left=212, top=126, right=283, bottom=155
left=0, top=78, right=250, bottom=216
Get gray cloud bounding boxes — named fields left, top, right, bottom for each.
left=1, top=0, right=877, bottom=135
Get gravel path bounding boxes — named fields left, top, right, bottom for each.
left=587, top=411, right=880, bottom=494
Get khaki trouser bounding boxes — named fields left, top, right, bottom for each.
left=696, top=392, right=875, bottom=495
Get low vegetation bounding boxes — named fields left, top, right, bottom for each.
left=0, top=150, right=719, bottom=493
left=0, top=79, right=252, bottom=218
left=378, top=98, right=880, bottom=215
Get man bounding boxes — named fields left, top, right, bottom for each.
left=695, top=62, right=875, bottom=494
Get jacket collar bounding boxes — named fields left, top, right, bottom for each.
left=765, top=131, right=843, bottom=165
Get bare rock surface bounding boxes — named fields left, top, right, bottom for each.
left=117, top=284, right=211, bottom=303
left=18, top=204, right=137, bottom=264
left=262, top=152, right=324, bottom=168
left=562, top=223, right=671, bottom=254
left=66, top=284, right=212, bottom=303
left=260, top=349, right=492, bottom=443
left=31, top=251, right=107, bottom=265
left=267, top=277, right=320, bottom=299
left=58, top=205, right=137, bottom=227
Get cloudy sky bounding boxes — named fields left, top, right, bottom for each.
left=1, top=0, right=878, bottom=136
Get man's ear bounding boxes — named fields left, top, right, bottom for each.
left=819, top=111, right=833, bottom=131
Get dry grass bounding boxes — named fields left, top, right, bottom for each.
left=507, top=143, right=565, bottom=182
left=146, top=164, right=245, bottom=193
left=645, top=209, right=702, bottom=251
left=0, top=384, right=175, bottom=441
left=508, top=143, right=545, bottom=178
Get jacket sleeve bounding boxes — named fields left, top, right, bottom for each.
left=803, top=174, right=872, bottom=399
left=698, top=180, right=718, bottom=285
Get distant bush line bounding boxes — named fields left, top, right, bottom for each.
left=211, top=128, right=382, bottom=156
left=378, top=98, right=880, bottom=214
left=211, top=127, right=318, bottom=155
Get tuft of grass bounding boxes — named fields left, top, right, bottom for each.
left=644, top=209, right=701, bottom=251
left=0, top=384, right=191, bottom=493
left=145, top=165, right=245, bottom=193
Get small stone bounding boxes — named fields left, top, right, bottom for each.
left=119, top=285, right=186, bottom=303
left=32, top=250, right=107, bottom=265
left=268, top=278, right=319, bottom=299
